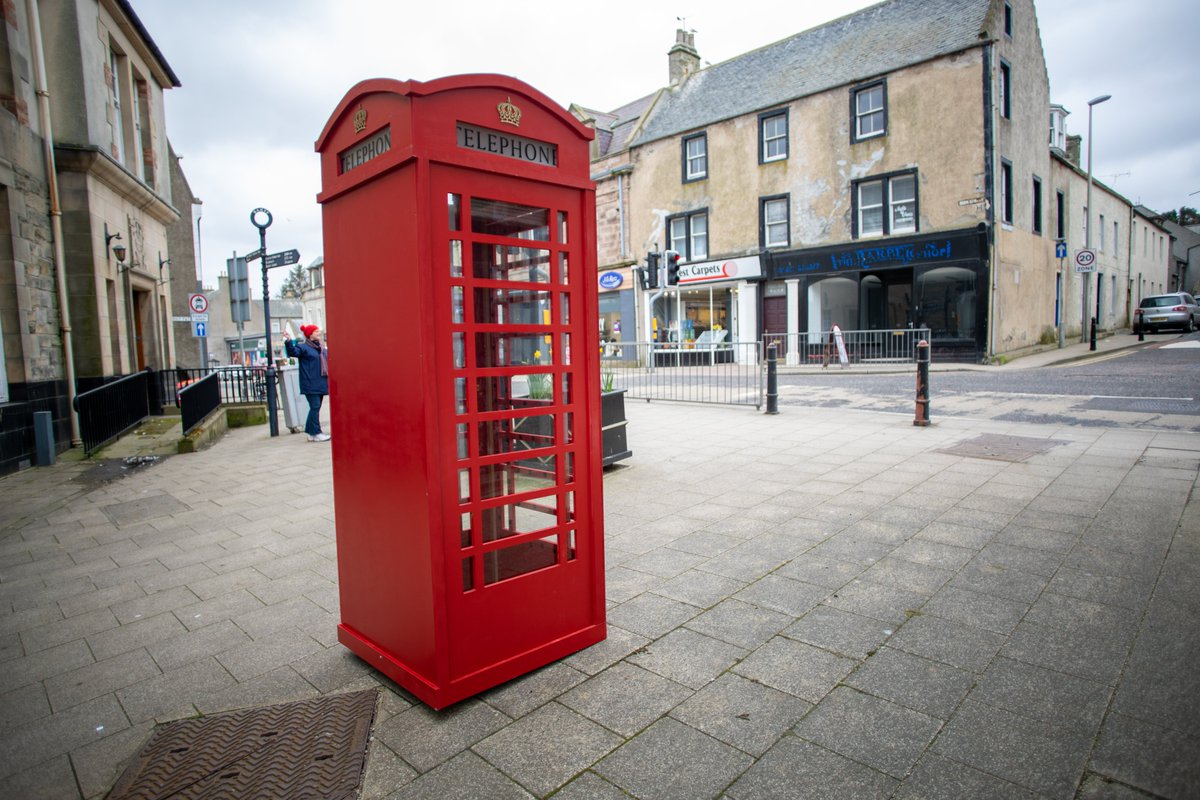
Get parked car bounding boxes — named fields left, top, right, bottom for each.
left=1132, top=293, right=1200, bottom=334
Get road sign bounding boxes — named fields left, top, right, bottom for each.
left=1074, top=248, right=1097, bottom=273
left=264, top=249, right=301, bottom=269
left=172, top=316, right=190, bottom=322
left=243, top=248, right=264, bottom=261
left=1055, top=240, right=1068, bottom=259
left=190, top=313, right=209, bottom=323
left=193, top=321, right=207, bottom=338
left=188, top=293, right=209, bottom=314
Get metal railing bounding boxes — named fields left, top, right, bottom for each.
left=600, top=341, right=763, bottom=408
left=763, top=327, right=931, bottom=367
left=179, top=372, right=221, bottom=435
left=73, top=369, right=158, bottom=455
left=162, top=367, right=268, bottom=407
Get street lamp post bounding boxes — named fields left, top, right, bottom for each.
left=1085, top=94, right=1111, bottom=348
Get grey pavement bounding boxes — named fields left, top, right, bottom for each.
left=1, top=341, right=1198, bottom=799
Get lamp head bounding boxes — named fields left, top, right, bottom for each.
left=1088, top=94, right=1112, bottom=107
left=112, top=242, right=127, bottom=264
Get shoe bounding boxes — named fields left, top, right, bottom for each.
left=307, top=433, right=331, bottom=442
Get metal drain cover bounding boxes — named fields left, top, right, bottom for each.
left=107, top=689, right=378, bottom=799
left=937, top=433, right=1067, bottom=463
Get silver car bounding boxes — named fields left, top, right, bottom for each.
left=1133, top=293, right=1199, bottom=334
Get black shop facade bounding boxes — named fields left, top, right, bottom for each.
left=761, top=225, right=989, bottom=363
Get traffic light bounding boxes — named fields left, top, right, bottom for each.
left=644, top=252, right=660, bottom=289
left=665, top=250, right=681, bottom=285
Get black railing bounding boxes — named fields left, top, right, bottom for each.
left=163, top=367, right=268, bottom=407
left=73, top=369, right=155, bottom=456
left=179, top=372, right=221, bottom=435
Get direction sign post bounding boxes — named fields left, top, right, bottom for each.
left=264, top=249, right=301, bottom=270
left=250, top=208, right=280, bottom=437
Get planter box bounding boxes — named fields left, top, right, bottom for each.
left=601, top=389, right=632, bottom=466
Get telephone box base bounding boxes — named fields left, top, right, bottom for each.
left=338, top=622, right=606, bottom=710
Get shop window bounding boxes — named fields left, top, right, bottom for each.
left=760, top=195, right=789, bottom=248
left=659, top=285, right=732, bottom=344
left=916, top=266, right=977, bottom=342
left=667, top=210, right=708, bottom=260
left=853, top=171, right=916, bottom=238
left=682, top=133, right=707, bottom=182
left=850, top=80, right=886, bottom=143
left=758, top=110, right=788, bottom=163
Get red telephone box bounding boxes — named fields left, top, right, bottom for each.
left=315, top=75, right=606, bottom=709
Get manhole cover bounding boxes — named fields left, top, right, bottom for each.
left=107, top=689, right=378, bottom=800
left=937, top=433, right=1067, bottom=463
left=102, top=493, right=190, bottom=525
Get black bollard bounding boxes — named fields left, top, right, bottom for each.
left=914, top=340, right=930, bottom=427
left=1089, top=316, right=1097, bottom=351
left=765, top=343, right=779, bottom=415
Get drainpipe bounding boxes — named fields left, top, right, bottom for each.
left=982, top=43, right=998, bottom=360
left=27, top=0, right=81, bottom=446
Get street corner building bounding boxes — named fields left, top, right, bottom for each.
left=570, top=0, right=1175, bottom=366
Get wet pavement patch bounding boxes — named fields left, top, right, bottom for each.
left=102, top=492, right=190, bottom=526
left=107, top=689, right=378, bottom=799
left=938, top=433, right=1068, bottom=463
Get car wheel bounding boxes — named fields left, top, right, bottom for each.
left=1186, top=316, right=1195, bottom=334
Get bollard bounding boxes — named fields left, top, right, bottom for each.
left=765, top=343, right=779, bottom=415
left=913, top=340, right=930, bottom=427
left=1138, top=321, right=1144, bottom=342
left=1089, top=316, right=1097, bottom=351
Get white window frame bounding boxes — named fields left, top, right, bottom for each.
left=668, top=210, right=708, bottom=260
left=855, top=172, right=917, bottom=238
left=762, top=197, right=789, bottom=247
left=683, top=133, right=707, bottom=182
left=1000, top=160, right=1013, bottom=226
left=760, top=111, right=788, bottom=163
left=854, top=84, right=885, bottom=141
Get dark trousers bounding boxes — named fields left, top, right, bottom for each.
left=304, top=393, right=324, bottom=436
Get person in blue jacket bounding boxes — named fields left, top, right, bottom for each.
left=285, top=324, right=330, bottom=441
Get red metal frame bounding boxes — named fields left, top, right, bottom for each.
left=315, top=75, right=605, bottom=709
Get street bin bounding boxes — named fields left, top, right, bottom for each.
left=277, top=363, right=304, bottom=433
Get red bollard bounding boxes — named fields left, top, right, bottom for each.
left=914, top=340, right=930, bottom=427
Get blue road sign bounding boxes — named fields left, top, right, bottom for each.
left=193, top=321, right=207, bottom=338
left=1055, top=240, right=1068, bottom=259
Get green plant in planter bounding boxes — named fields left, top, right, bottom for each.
left=601, top=371, right=614, bottom=393
left=526, top=372, right=551, bottom=400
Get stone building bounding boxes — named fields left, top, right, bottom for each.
left=0, top=0, right=185, bottom=472
left=574, top=0, right=1170, bottom=363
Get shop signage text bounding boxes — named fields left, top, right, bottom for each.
left=769, top=228, right=985, bottom=279
left=339, top=126, right=392, bottom=174
left=677, top=255, right=763, bottom=285
left=456, top=123, right=557, bottom=167
left=598, top=271, right=623, bottom=290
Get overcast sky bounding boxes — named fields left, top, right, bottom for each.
left=131, top=0, right=1200, bottom=294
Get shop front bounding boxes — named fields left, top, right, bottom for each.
left=598, top=269, right=635, bottom=356
left=647, top=254, right=762, bottom=361
left=765, top=226, right=988, bottom=362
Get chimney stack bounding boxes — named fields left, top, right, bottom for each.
left=669, top=29, right=699, bottom=86
left=1066, top=134, right=1082, bottom=167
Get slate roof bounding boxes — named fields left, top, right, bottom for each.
left=578, top=92, right=660, bottom=158
left=632, top=0, right=993, bottom=146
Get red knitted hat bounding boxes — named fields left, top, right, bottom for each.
left=300, top=324, right=318, bottom=338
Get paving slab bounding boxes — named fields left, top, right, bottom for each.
left=0, top=389, right=1197, bottom=798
